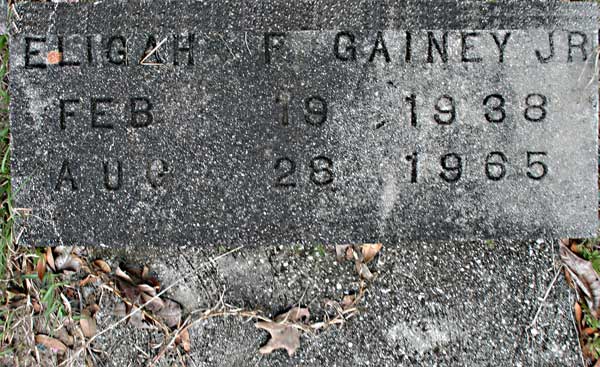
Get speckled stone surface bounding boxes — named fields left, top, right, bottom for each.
left=86, top=240, right=579, bottom=366
left=9, top=0, right=598, bottom=247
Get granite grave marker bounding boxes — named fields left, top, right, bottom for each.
left=9, top=0, right=599, bottom=246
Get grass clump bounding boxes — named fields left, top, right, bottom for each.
left=0, top=32, right=16, bottom=361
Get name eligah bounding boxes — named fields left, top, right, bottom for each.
left=22, top=30, right=591, bottom=68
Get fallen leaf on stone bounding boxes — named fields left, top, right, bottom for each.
left=565, top=268, right=574, bottom=288
left=128, top=308, right=155, bottom=330
left=341, top=295, right=356, bottom=310
left=35, top=335, right=67, bottom=354
left=177, top=329, right=191, bottom=353
left=345, top=246, right=356, bottom=261
left=155, top=299, right=182, bottom=328
left=560, top=240, right=600, bottom=317
left=140, top=291, right=165, bottom=312
left=115, top=303, right=151, bottom=329
left=121, top=264, right=161, bottom=289
left=335, top=245, right=350, bottom=263
left=34, top=320, right=74, bottom=348
left=256, top=308, right=309, bottom=356
left=93, top=259, right=111, bottom=274
left=571, top=241, right=581, bottom=255
left=355, top=261, right=374, bottom=281
left=138, top=283, right=157, bottom=296
left=361, top=243, right=382, bottom=263
left=115, top=266, right=133, bottom=282
left=116, top=278, right=141, bottom=302
left=256, top=321, right=299, bottom=356
left=113, top=263, right=181, bottom=330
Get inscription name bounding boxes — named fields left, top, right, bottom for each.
left=21, top=30, right=591, bottom=68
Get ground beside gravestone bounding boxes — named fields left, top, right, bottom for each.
left=79, top=240, right=577, bottom=367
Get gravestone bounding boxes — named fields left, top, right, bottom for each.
left=9, top=0, right=598, bottom=247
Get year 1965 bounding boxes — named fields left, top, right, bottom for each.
left=273, top=151, right=548, bottom=188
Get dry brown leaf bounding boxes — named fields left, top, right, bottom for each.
left=93, top=259, right=111, bottom=273
left=80, top=316, right=96, bottom=338
left=155, top=299, right=182, bottom=328
left=116, top=278, right=141, bottom=302
left=32, top=299, right=42, bottom=313
left=180, top=329, right=191, bottom=353
left=255, top=322, right=300, bottom=356
left=575, top=302, right=583, bottom=327
left=341, top=295, right=356, bottom=310
left=46, top=247, right=55, bottom=271
left=128, top=307, right=155, bottom=329
left=361, top=243, right=382, bottom=263
left=54, top=245, right=66, bottom=255
left=565, top=268, right=574, bottom=288
left=55, top=328, right=74, bottom=347
left=79, top=275, right=96, bottom=287
left=256, top=308, right=309, bottom=356
left=355, top=261, right=374, bottom=281
left=55, top=253, right=82, bottom=272
left=335, top=245, right=350, bottom=263
left=140, top=291, right=165, bottom=312
left=80, top=309, right=97, bottom=338
left=346, top=246, right=356, bottom=261
left=36, top=256, right=46, bottom=281
left=35, top=335, right=67, bottom=354
left=583, top=343, right=594, bottom=360
left=560, top=241, right=600, bottom=317
left=122, top=264, right=160, bottom=288
left=141, top=265, right=150, bottom=280
left=138, top=284, right=157, bottom=297
left=115, top=267, right=133, bottom=282
left=583, top=327, right=596, bottom=336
